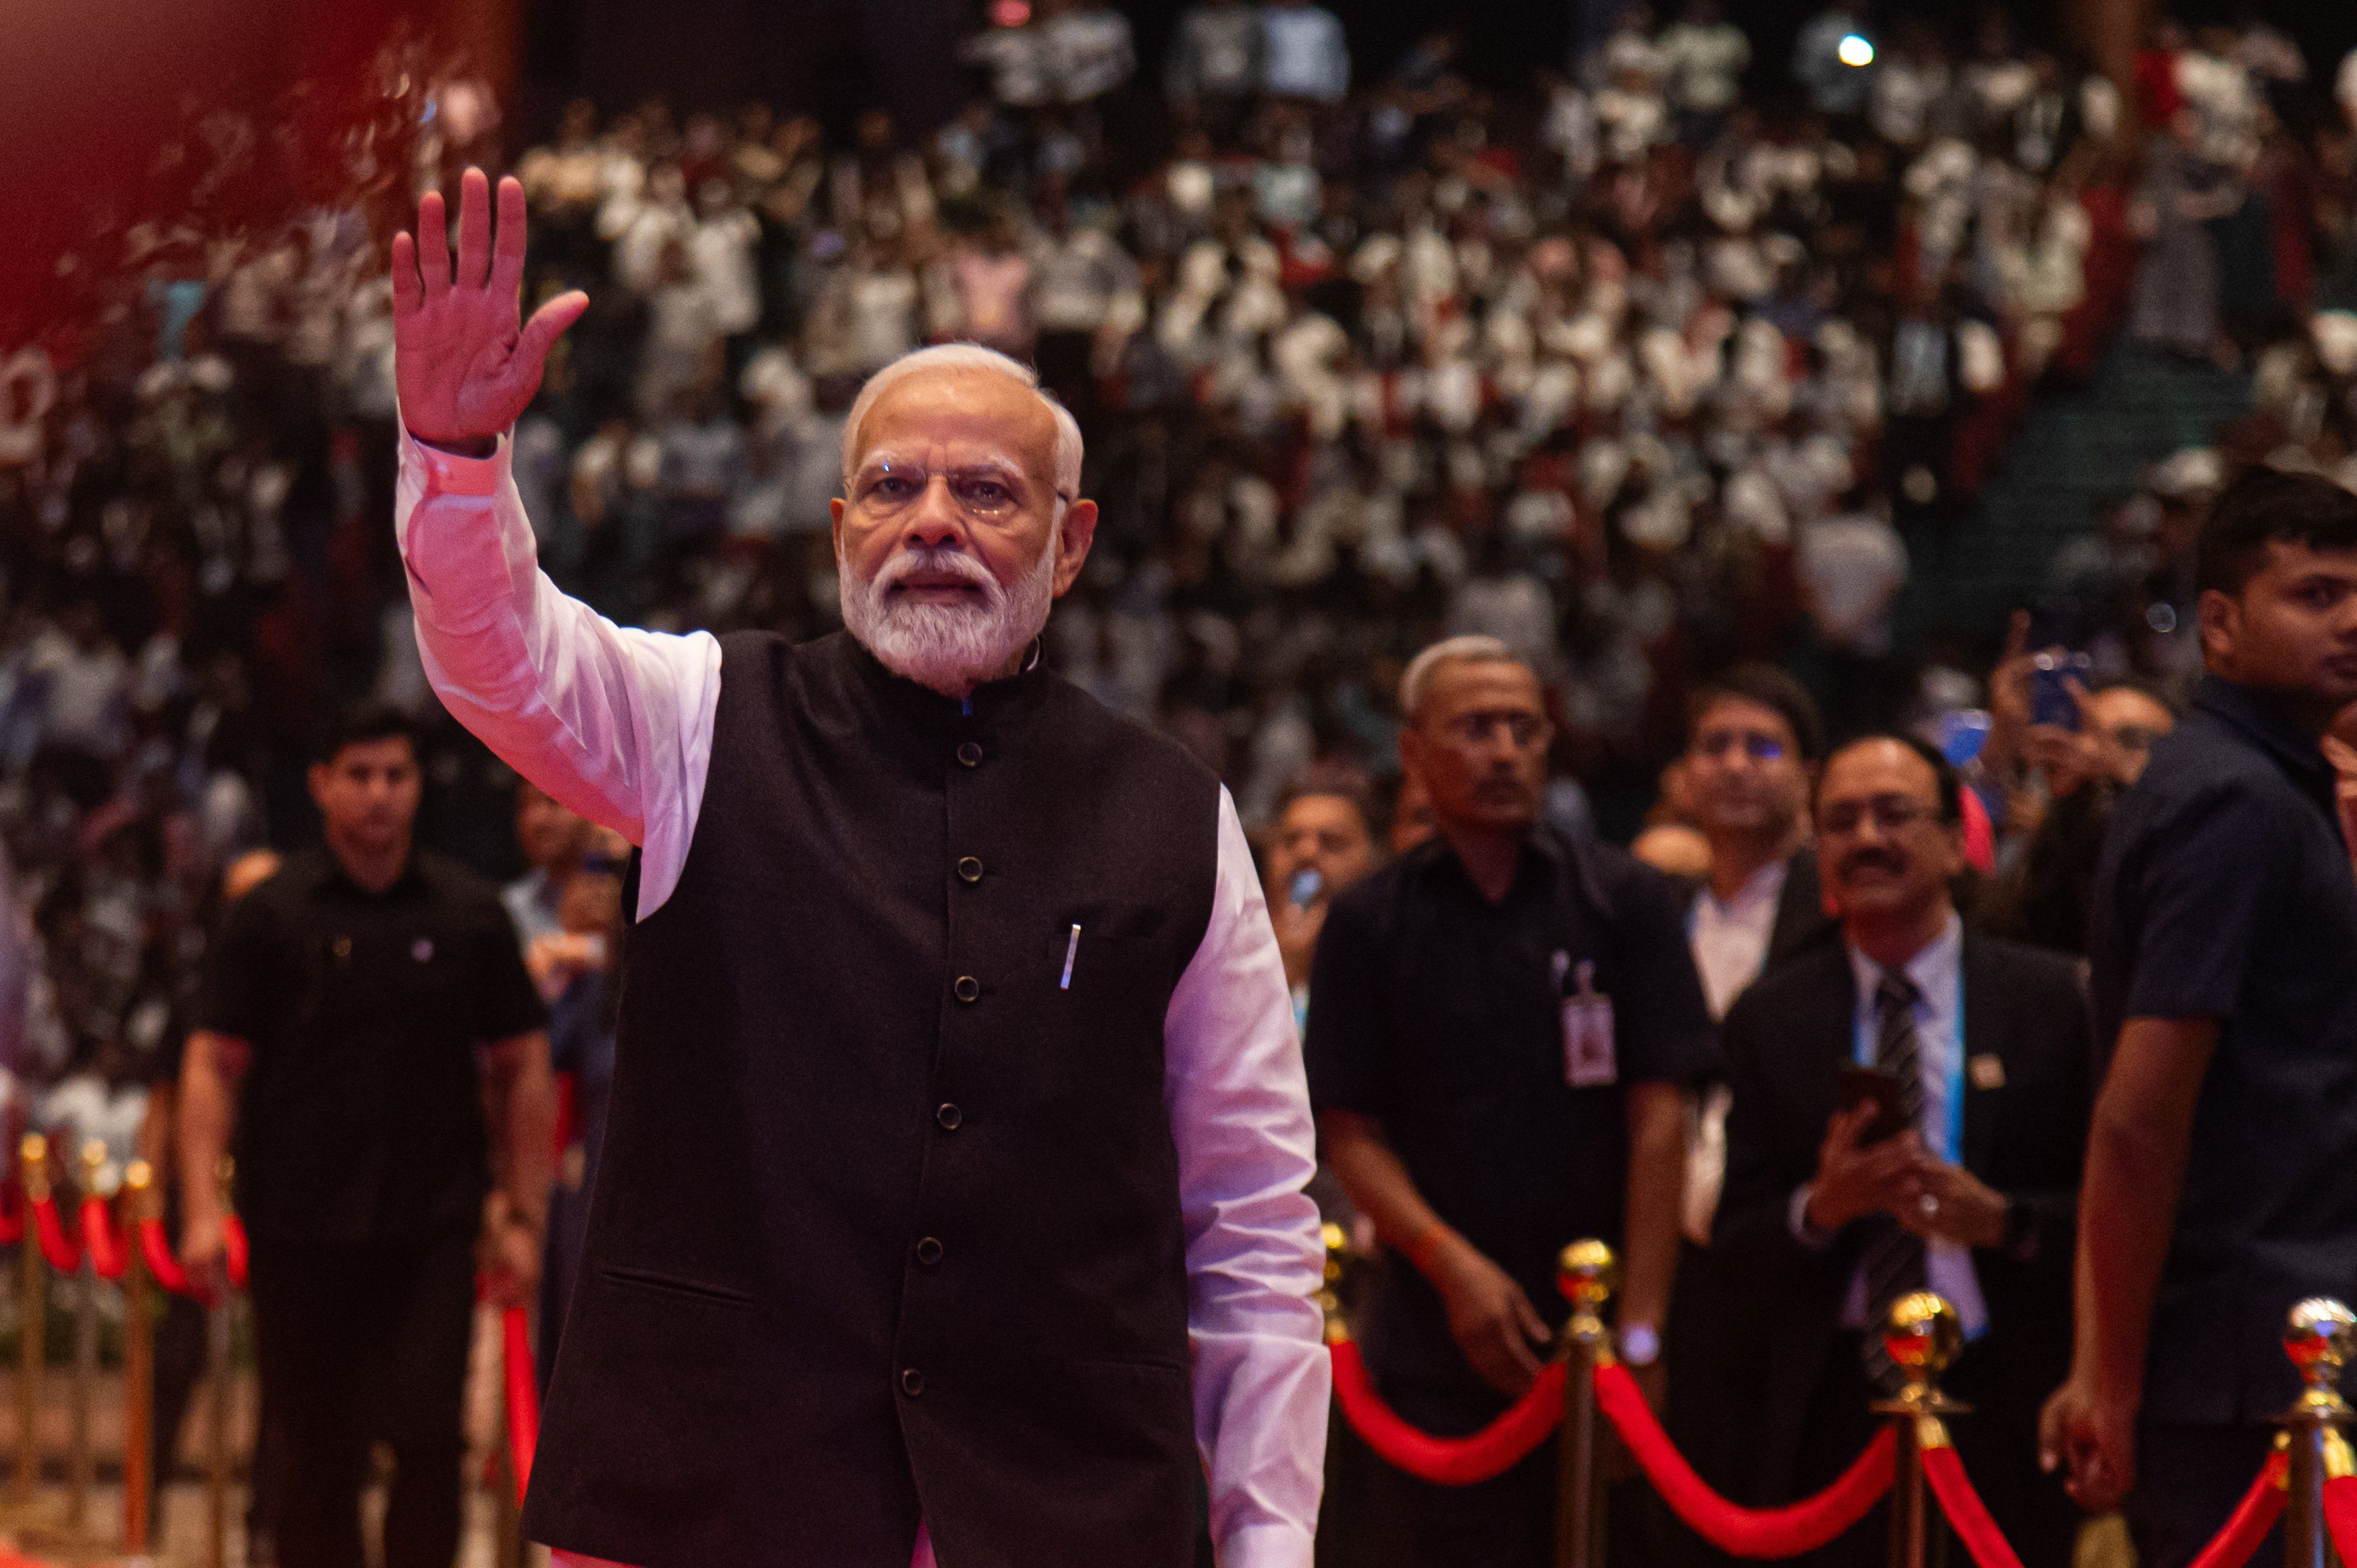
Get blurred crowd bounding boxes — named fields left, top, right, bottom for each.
left=5, top=0, right=2357, bottom=1355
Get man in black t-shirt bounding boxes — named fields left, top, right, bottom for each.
left=177, top=703, right=552, bottom=1568
left=2048, top=470, right=2357, bottom=1568
left=1306, top=637, right=1713, bottom=1568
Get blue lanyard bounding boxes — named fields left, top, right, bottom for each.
left=1853, top=981, right=1965, bottom=1162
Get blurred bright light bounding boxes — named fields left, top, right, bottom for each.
left=990, top=0, right=1032, bottom=24
left=1837, top=33, right=1875, bottom=67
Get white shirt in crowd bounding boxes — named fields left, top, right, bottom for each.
left=394, top=431, right=1329, bottom=1568
left=1682, top=857, right=1788, bottom=1241
left=1261, top=3, right=1350, bottom=103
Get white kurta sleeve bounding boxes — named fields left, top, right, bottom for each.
left=395, top=429, right=718, bottom=920
left=1163, top=786, right=1330, bottom=1567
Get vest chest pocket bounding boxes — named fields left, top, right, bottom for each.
left=1040, top=926, right=1169, bottom=1000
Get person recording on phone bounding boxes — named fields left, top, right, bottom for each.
left=1264, top=768, right=1382, bottom=1031
left=1716, top=734, right=2091, bottom=1568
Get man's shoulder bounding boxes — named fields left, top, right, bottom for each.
left=1963, top=931, right=2082, bottom=998
left=1325, top=840, right=1444, bottom=936
left=2112, top=710, right=2310, bottom=843
left=1036, top=672, right=1223, bottom=798
left=411, top=849, right=508, bottom=915
left=1726, top=938, right=1851, bottom=1025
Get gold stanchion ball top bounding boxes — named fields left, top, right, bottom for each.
left=2285, top=1299, right=2357, bottom=1386
left=1322, top=1222, right=1348, bottom=1285
left=80, top=1137, right=107, bottom=1172
left=124, top=1159, right=154, bottom=1194
left=1558, top=1239, right=1619, bottom=1309
left=1884, top=1292, right=1963, bottom=1380
left=18, top=1131, right=46, bottom=1168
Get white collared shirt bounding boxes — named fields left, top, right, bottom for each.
left=396, top=430, right=1328, bottom=1568
left=1688, top=857, right=1789, bottom=1023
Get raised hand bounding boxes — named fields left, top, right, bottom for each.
left=392, top=167, right=588, bottom=453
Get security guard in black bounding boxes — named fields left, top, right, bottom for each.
left=199, top=844, right=546, bottom=1242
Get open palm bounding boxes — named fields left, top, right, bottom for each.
left=392, top=167, right=588, bottom=450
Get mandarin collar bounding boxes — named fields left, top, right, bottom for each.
left=839, top=631, right=1053, bottom=732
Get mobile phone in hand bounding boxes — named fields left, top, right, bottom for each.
left=1836, top=1064, right=1911, bottom=1145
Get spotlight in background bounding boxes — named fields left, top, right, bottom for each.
left=990, top=0, right=1031, bottom=26
left=1837, top=33, right=1875, bottom=67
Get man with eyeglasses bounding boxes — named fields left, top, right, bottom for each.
left=1716, top=735, right=2090, bottom=1568
left=1305, top=635, right=1712, bottom=1568
left=387, top=171, right=1325, bottom=1568
left=1660, top=666, right=1840, bottom=1561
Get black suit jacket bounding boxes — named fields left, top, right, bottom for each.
left=1762, top=850, right=1841, bottom=973
left=1713, top=930, right=2092, bottom=1503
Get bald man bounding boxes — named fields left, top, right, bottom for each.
left=389, top=169, right=1327, bottom=1568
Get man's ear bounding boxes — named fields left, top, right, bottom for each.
left=1051, top=499, right=1099, bottom=599
left=2196, top=586, right=2239, bottom=672
left=829, top=496, right=846, bottom=558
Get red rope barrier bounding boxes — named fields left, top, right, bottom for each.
left=1921, top=1443, right=2024, bottom=1568
left=1328, top=1337, right=1567, bottom=1485
left=2184, top=1451, right=2287, bottom=1568
left=1595, top=1360, right=1897, bottom=1557
left=136, top=1215, right=203, bottom=1301
left=2323, top=1474, right=2357, bottom=1565
left=30, top=1191, right=79, bottom=1274
left=79, top=1195, right=128, bottom=1282
left=502, top=1306, right=539, bottom=1505
left=0, top=1182, right=22, bottom=1245
left=222, top=1212, right=250, bottom=1291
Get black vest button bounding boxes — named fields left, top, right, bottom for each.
left=901, top=1368, right=925, bottom=1397
left=953, top=975, right=981, bottom=1002
left=936, top=1103, right=963, bottom=1131
left=956, top=857, right=983, bottom=883
left=957, top=741, right=984, bottom=767
left=916, top=1236, right=944, bottom=1267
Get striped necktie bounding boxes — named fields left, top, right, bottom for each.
left=1859, top=970, right=1927, bottom=1390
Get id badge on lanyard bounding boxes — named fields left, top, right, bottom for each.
left=1554, top=950, right=1618, bottom=1088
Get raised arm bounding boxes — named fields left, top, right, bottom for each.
left=393, top=169, right=716, bottom=912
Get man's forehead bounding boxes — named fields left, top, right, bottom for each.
left=2260, top=538, right=2357, bottom=578
left=1696, top=694, right=1795, bottom=740
left=852, top=369, right=1055, bottom=472
left=1432, top=659, right=1541, bottom=703
left=1821, top=741, right=1934, bottom=799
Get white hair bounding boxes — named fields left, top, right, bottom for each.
left=840, top=342, right=1084, bottom=504
left=1398, top=635, right=1522, bottom=722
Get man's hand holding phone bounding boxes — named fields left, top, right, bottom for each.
left=1803, top=1101, right=1925, bottom=1234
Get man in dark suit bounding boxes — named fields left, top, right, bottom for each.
left=1716, top=735, right=2092, bottom=1568
left=1663, top=665, right=1841, bottom=1548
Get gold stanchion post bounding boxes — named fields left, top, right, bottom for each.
left=206, top=1156, right=236, bottom=1568
left=1874, top=1293, right=1965, bottom=1568
left=1317, top=1224, right=1348, bottom=1339
left=122, top=1158, right=160, bottom=1555
left=1556, top=1241, right=1618, bottom=1568
left=63, top=1139, right=107, bottom=1539
left=11, top=1134, right=51, bottom=1510
left=2279, top=1299, right=2354, bottom=1568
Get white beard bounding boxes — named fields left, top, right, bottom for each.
left=838, top=533, right=1058, bottom=696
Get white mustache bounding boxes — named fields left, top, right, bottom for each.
left=872, top=545, right=999, bottom=599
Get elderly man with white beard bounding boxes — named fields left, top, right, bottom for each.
left=390, top=171, right=1327, bottom=1568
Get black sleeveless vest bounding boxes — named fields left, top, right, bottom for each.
left=521, top=631, right=1222, bottom=1568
